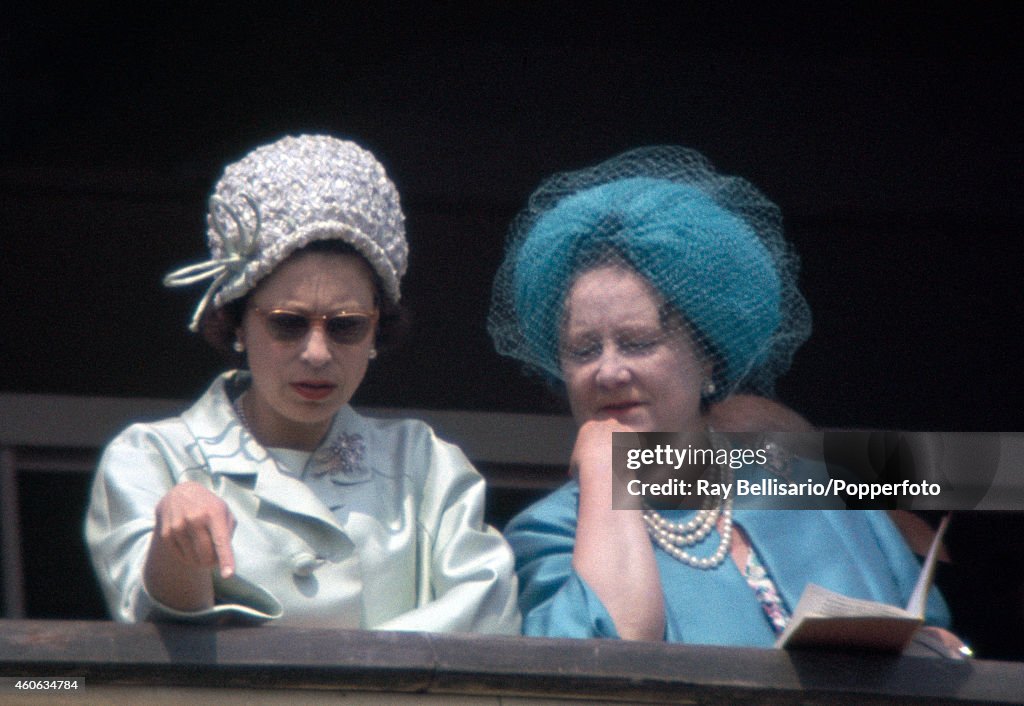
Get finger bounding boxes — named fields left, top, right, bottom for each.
left=160, top=509, right=206, bottom=567
left=186, top=522, right=220, bottom=568
left=208, top=514, right=236, bottom=579
left=171, top=530, right=202, bottom=566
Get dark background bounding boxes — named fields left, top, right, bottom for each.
left=3, top=2, right=1021, bottom=429
left=2, top=3, right=1023, bottom=659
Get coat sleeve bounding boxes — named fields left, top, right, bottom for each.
left=503, top=483, right=621, bottom=639
left=86, top=423, right=183, bottom=622
left=373, top=432, right=521, bottom=635
left=84, top=422, right=281, bottom=623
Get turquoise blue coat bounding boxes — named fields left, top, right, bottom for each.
left=506, top=468, right=949, bottom=646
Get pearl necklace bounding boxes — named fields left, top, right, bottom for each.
left=232, top=392, right=364, bottom=477
left=642, top=464, right=735, bottom=569
left=233, top=392, right=251, bottom=429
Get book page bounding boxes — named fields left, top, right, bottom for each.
left=776, top=513, right=951, bottom=651
left=789, top=583, right=915, bottom=621
left=778, top=615, right=921, bottom=651
left=775, top=584, right=921, bottom=650
left=905, top=513, right=950, bottom=617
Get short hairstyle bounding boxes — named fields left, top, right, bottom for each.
left=200, top=239, right=408, bottom=367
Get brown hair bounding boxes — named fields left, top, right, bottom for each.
left=199, top=239, right=408, bottom=367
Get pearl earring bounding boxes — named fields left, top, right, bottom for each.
left=368, top=348, right=378, bottom=360
left=233, top=340, right=245, bottom=353
left=701, top=378, right=716, bottom=398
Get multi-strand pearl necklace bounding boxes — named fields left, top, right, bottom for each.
left=642, top=464, right=735, bottom=570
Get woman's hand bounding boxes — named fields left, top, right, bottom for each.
left=911, top=626, right=973, bottom=660
left=571, top=418, right=666, bottom=641
left=571, top=418, right=635, bottom=479
left=154, top=481, right=237, bottom=576
left=143, top=481, right=237, bottom=612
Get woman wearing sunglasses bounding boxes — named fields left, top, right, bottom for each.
left=86, top=135, right=519, bottom=632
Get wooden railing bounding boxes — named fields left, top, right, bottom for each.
left=1, top=619, right=1021, bottom=704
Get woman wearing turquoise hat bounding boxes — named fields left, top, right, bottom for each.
left=489, top=146, right=953, bottom=646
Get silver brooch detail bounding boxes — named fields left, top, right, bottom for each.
left=312, top=433, right=366, bottom=477
left=762, top=440, right=793, bottom=480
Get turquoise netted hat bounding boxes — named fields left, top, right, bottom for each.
left=488, top=146, right=811, bottom=398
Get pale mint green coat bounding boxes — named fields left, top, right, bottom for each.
left=86, top=372, right=520, bottom=633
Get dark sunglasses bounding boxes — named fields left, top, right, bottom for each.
left=251, top=307, right=378, bottom=345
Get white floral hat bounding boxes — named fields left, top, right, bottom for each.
left=165, top=134, right=407, bottom=331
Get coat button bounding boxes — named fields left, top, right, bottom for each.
left=291, top=552, right=325, bottom=577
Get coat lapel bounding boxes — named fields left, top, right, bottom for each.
left=178, top=371, right=358, bottom=537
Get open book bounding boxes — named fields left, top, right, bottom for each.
left=775, top=514, right=950, bottom=651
